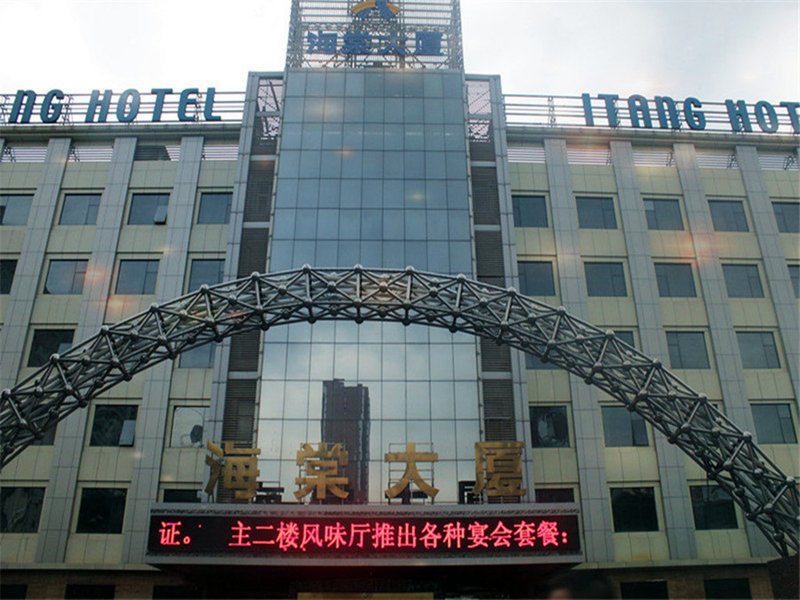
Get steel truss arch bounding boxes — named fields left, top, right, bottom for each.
left=1, top=266, right=797, bottom=555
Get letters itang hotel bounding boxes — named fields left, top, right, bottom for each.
left=0, top=1, right=798, bottom=598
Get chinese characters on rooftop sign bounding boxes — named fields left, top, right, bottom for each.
left=147, top=512, right=581, bottom=560
left=287, top=0, right=462, bottom=70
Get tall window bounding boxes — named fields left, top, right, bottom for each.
left=0, top=487, right=45, bottom=533
left=585, top=262, right=627, bottom=297
left=162, top=489, right=201, bottom=503
left=534, top=488, right=575, bottom=503
left=170, top=406, right=207, bottom=448
left=28, top=329, right=74, bottom=367
left=751, top=404, right=796, bottom=444
left=602, top=406, right=648, bottom=447
left=512, top=195, right=548, bottom=228
left=620, top=581, right=668, bottom=600
left=709, top=200, right=748, bottom=232
left=654, top=263, right=696, bottom=297
left=44, top=260, right=88, bottom=294
left=517, top=261, right=556, bottom=296
left=530, top=406, right=569, bottom=448
left=610, top=487, right=659, bottom=532
left=198, top=192, right=232, bottom=224
left=0, top=259, right=17, bottom=294
left=525, top=353, right=558, bottom=370
left=666, top=331, right=709, bottom=369
left=188, top=259, right=225, bottom=291
left=116, top=260, right=159, bottom=294
left=64, top=585, right=116, bottom=600
left=90, top=405, right=138, bottom=447
left=180, top=344, right=215, bottom=369
left=722, top=264, right=763, bottom=298
left=736, top=331, right=780, bottom=368
left=0, top=195, right=33, bottom=226
left=773, top=202, right=799, bottom=233
left=76, top=488, right=127, bottom=533
left=644, top=198, right=683, bottom=230
left=788, top=264, right=800, bottom=298
left=576, top=196, right=617, bottom=229
left=690, top=485, right=737, bottom=530
left=614, top=331, right=636, bottom=348
left=60, top=194, right=101, bottom=225
left=128, top=193, right=169, bottom=225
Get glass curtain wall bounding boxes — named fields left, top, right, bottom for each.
left=258, top=69, right=481, bottom=504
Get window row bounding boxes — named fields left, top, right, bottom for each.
left=511, top=194, right=799, bottom=234
left=530, top=402, right=796, bottom=447
left=0, top=192, right=232, bottom=227
left=0, top=258, right=227, bottom=298
left=0, top=482, right=749, bottom=536
left=518, top=260, right=775, bottom=299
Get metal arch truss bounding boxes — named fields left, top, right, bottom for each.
left=1, top=266, right=797, bottom=555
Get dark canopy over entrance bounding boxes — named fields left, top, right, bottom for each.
left=1, top=266, right=796, bottom=555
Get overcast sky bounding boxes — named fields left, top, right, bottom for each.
left=1, top=0, right=797, bottom=101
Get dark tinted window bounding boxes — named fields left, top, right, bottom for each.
left=116, top=260, right=159, bottom=294
left=736, top=331, right=780, bottom=368
left=611, top=487, right=659, bottom=532
left=90, top=405, right=138, bottom=447
left=518, top=261, right=555, bottom=296
left=644, top=198, right=683, bottom=230
left=162, top=489, right=201, bottom=503
left=0, top=487, right=45, bottom=533
left=0, top=259, right=17, bottom=294
left=654, top=263, right=696, bottom=297
left=188, top=259, right=225, bottom=291
left=128, top=193, right=169, bottom=225
left=666, top=331, right=709, bottom=369
left=512, top=195, right=548, bottom=227
left=60, top=194, right=101, bottom=225
left=709, top=200, right=748, bottom=232
left=525, top=353, right=558, bottom=370
left=0, top=584, right=27, bottom=599
left=0, top=195, right=33, bottom=226
left=28, top=329, right=74, bottom=367
left=530, top=406, right=569, bottom=448
left=615, top=331, right=636, bottom=348
left=577, top=196, right=617, bottom=229
left=44, top=260, right=88, bottom=294
left=619, top=581, right=668, bottom=599
left=690, top=485, right=738, bottom=530
left=602, top=406, right=648, bottom=447
left=535, top=488, right=574, bottom=503
left=751, top=404, right=797, bottom=444
left=197, top=192, right=232, bottom=224
left=76, top=488, right=126, bottom=533
left=773, top=202, right=799, bottom=233
left=722, top=264, right=764, bottom=298
left=704, top=578, right=752, bottom=600
left=180, top=344, right=214, bottom=368
left=788, top=264, right=800, bottom=297
left=64, top=585, right=115, bottom=599
left=152, top=585, right=201, bottom=599
left=585, top=262, right=627, bottom=297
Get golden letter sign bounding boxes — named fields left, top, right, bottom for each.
left=294, top=443, right=350, bottom=501
left=384, top=442, right=439, bottom=500
left=474, top=441, right=526, bottom=498
left=205, top=441, right=261, bottom=501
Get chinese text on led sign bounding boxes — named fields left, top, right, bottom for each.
left=149, top=514, right=581, bottom=557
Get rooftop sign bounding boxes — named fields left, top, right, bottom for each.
left=1, top=88, right=243, bottom=125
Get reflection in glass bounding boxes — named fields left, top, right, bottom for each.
left=170, top=406, right=207, bottom=448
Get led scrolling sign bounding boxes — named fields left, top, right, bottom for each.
left=147, top=513, right=581, bottom=559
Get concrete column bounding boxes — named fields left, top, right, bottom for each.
left=123, top=136, right=204, bottom=562
left=544, top=138, right=614, bottom=562
left=734, top=145, right=799, bottom=393
left=610, top=140, right=697, bottom=559
left=36, top=137, right=137, bottom=562
left=673, top=142, right=775, bottom=557
left=0, top=138, right=71, bottom=388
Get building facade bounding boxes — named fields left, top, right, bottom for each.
left=1, top=1, right=798, bottom=598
